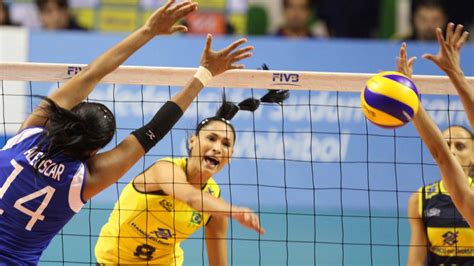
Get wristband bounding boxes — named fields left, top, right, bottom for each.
left=194, top=66, right=213, bottom=86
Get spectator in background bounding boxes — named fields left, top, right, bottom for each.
left=36, top=0, right=87, bottom=30
left=0, top=0, right=16, bottom=26
left=275, top=0, right=322, bottom=38
left=411, top=0, right=473, bottom=34
left=408, top=0, right=447, bottom=41
left=315, top=0, right=379, bottom=38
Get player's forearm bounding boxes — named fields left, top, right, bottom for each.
left=187, top=193, right=232, bottom=217
left=170, top=78, right=205, bottom=111
left=446, top=69, right=474, bottom=128
left=206, top=237, right=228, bottom=266
left=83, top=135, right=145, bottom=200
left=407, top=248, right=426, bottom=266
left=86, top=27, right=155, bottom=82
left=53, top=27, right=156, bottom=109
left=413, top=105, right=450, bottom=162
left=413, top=106, right=471, bottom=203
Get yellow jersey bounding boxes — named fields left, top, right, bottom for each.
left=418, top=177, right=474, bottom=264
left=95, top=157, right=221, bottom=265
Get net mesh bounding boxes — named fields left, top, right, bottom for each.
left=0, top=64, right=472, bottom=265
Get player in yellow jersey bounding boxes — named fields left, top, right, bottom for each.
left=95, top=89, right=288, bottom=265
left=395, top=27, right=474, bottom=265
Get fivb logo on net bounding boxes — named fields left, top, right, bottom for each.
left=67, top=66, right=84, bottom=76
left=272, top=72, right=300, bottom=86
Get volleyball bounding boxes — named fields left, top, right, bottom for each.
left=361, top=71, right=419, bottom=129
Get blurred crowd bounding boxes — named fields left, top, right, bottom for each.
left=1, top=0, right=473, bottom=41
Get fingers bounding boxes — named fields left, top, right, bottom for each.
left=246, top=211, right=264, bottom=235
left=435, top=27, right=450, bottom=56
left=173, top=1, right=198, bottom=18
left=221, top=38, right=248, bottom=56
left=400, top=42, right=407, bottom=57
left=237, top=208, right=265, bottom=234
left=162, top=0, right=176, bottom=11
left=168, top=0, right=191, bottom=13
left=397, top=42, right=407, bottom=68
left=397, top=42, right=407, bottom=70
left=456, top=31, right=469, bottom=49
left=407, top=56, right=417, bottom=69
left=230, top=64, right=245, bottom=70
left=171, top=25, right=188, bottom=33
left=205, top=34, right=213, bottom=52
left=452, top=24, right=464, bottom=44
left=230, top=53, right=253, bottom=64
left=446, top=22, right=454, bottom=43
left=229, top=46, right=254, bottom=62
left=422, top=53, right=435, bottom=62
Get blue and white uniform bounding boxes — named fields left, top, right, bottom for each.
left=0, top=127, right=86, bottom=264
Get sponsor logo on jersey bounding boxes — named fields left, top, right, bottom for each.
left=425, top=208, right=441, bottom=217
left=153, top=228, right=172, bottom=240
left=159, top=199, right=173, bottom=212
left=425, top=184, right=439, bottom=199
left=442, top=231, right=459, bottom=246
left=207, top=186, right=214, bottom=195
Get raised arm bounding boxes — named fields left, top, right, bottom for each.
left=398, top=43, right=474, bottom=228
left=20, top=0, right=197, bottom=130
left=83, top=36, right=255, bottom=201
left=423, top=23, right=473, bottom=128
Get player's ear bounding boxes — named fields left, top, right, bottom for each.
left=188, top=135, right=197, bottom=151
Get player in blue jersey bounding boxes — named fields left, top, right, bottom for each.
left=0, top=0, right=255, bottom=264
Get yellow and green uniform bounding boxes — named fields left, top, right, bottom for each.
left=95, top=157, right=220, bottom=265
left=419, top=177, right=474, bottom=265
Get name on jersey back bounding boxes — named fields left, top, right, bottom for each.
left=24, top=146, right=65, bottom=181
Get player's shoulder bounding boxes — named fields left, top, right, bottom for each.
left=157, top=157, right=187, bottom=172
left=1, top=127, right=44, bottom=151
left=420, top=180, right=442, bottom=201
left=205, top=178, right=220, bottom=198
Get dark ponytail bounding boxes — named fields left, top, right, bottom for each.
left=196, top=64, right=289, bottom=139
left=37, top=97, right=116, bottom=162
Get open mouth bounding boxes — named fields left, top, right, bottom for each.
left=204, top=156, right=220, bottom=169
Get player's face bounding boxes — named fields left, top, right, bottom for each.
left=189, top=121, right=235, bottom=176
left=414, top=7, right=447, bottom=40
left=443, top=127, right=473, bottom=176
left=39, top=2, right=69, bottom=30
left=284, top=0, right=310, bottom=31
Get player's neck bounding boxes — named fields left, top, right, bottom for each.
left=186, top=160, right=211, bottom=188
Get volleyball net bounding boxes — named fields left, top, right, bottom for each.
left=1, top=62, right=473, bottom=265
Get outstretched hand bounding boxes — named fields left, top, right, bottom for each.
left=397, top=42, right=416, bottom=78
left=231, top=206, right=265, bottom=235
left=423, top=23, right=469, bottom=75
left=144, top=0, right=197, bottom=36
left=200, top=34, right=254, bottom=76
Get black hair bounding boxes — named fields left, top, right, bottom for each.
left=283, top=0, right=312, bottom=9
left=36, top=0, right=69, bottom=11
left=413, top=0, right=447, bottom=16
left=36, top=97, right=116, bottom=162
left=191, top=64, right=290, bottom=154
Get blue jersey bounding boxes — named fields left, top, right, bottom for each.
left=0, top=127, right=86, bottom=264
